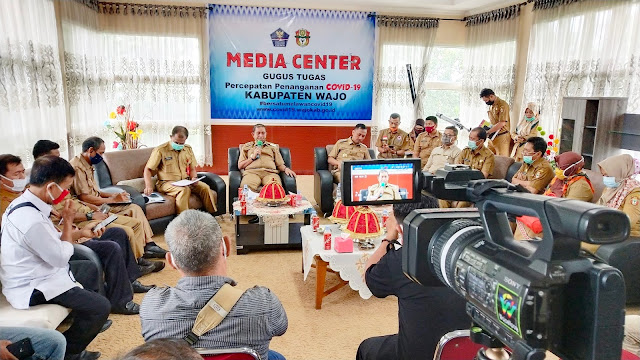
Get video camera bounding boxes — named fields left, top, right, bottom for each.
left=400, top=165, right=629, bottom=360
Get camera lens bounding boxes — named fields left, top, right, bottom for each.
left=428, top=219, right=485, bottom=293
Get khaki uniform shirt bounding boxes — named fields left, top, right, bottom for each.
left=366, top=183, right=402, bottom=200
left=424, top=145, right=461, bottom=174
left=239, top=142, right=284, bottom=174
left=621, top=189, right=640, bottom=237
left=0, top=187, right=21, bottom=227
left=146, top=142, right=198, bottom=182
left=328, top=137, right=371, bottom=173
left=70, top=155, right=102, bottom=197
left=455, top=146, right=495, bottom=177
left=488, top=97, right=511, bottom=134
left=375, top=128, right=412, bottom=159
left=562, top=177, right=594, bottom=202
left=513, top=158, right=554, bottom=194
left=414, top=131, right=442, bottom=168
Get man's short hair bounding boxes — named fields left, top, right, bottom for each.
left=527, top=136, right=547, bottom=154
left=378, top=169, right=389, bottom=177
left=479, top=88, right=495, bottom=98
left=0, top=154, right=22, bottom=177
left=393, top=193, right=439, bottom=224
left=30, top=156, right=75, bottom=186
left=82, top=137, right=104, bottom=153
left=116, top=338, right=201, bottom=360
left=471, top=127, right=487, bottom=141
left=165, top=210, right=223, bottom=274
left=425, top=115, right=438, bottom=125
left=444, top=126, right=458, bottom=136
left=171, top=126, right=189, bottom=138
left=253, top=123, right=266, bottom=132
left=32, top=140, right=60, bottom=159
left=354, top=123, right=367, bottom=130
left=389, top=113, right=401, bottom=120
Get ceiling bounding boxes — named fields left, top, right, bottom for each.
left=112, top=0, right=526, bottom=17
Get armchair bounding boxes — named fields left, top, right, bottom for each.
left=228, top=147, right=296, bottom=213
left=314, top=146, right=376, bottom=216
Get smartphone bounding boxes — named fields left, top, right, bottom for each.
left=7, top=338, right=34, bottom=360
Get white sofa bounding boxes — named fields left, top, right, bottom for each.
left=0, top=284, right=70, bottom=329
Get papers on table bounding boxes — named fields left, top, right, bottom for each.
left=142, top=192, right=166, bottom=204
left=245, top=189, right=259, bottom=200
left=171, top=176, right=205, bottom=187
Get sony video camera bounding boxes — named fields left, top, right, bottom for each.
left=402, top=165, right=629, bottom=360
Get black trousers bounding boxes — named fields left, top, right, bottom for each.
left=30, top=287, right=110, bottom=355
left=357, top=334, right=399, bottom=360
left=98, top=227, right=140, bottom=282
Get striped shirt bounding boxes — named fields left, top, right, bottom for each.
left=140, top=276, right=287, bottom=360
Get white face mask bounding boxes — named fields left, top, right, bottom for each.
left=1, top=174, right=28, bottom=192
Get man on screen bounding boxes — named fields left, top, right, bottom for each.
left=366, top=170, right=401, bottom=201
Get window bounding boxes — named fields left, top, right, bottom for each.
left=422, top=47, right=463, bottom=120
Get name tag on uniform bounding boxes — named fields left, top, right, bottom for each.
left=165, top=156, right=173, bottom=160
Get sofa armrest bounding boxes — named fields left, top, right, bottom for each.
left=314, top=147, right=328, bottom=171
left=280, top=172, right=297, bottom=194
left=102, top=185, right=146, bottom=214
left=228, top=170, right=242, bottom=214
left=70, top=244, right=105, bottom=296
left=315, top=169, right=335, bottom=215
left=197, top=172, right=227, bottom=216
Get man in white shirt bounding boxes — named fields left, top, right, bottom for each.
left=424, top=126, right=461, bottom=174
left=0, top=155, right=110, bottom=360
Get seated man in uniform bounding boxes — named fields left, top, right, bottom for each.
left=0, top=154, right=28, bottom=226
left=144, top=126, right=217, bottom=215
left=238, top=123, right=296, bottom=192
left=366, top=170, right=401, bottom=201
left=510, top=136, right=554, bottom=194
left=328, top=124, right=371, bottom=184
left=480, top=88, right=511, bottom=157
left=376, top=113, right=412, bottom=159
left=439, top=127, right=495, bottom=208
left=70, top=137, right=167, bottom=260
left=413, top=116, right=442, bottom=168
left=424, top=126, right=461, bottom=174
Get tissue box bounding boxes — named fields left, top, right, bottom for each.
left=334, top=236, right=353, bottom=253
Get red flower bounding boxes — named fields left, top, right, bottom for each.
left=127, top=121, right=137, bottom=131
left=546, top=150, right=551, bottom=155
left=117, top=105, right=126, bottom=115
left=547, top=141, right=553, bottom=146
left=113, top=141, right=119, bottom=149
left=548, top=134, right=554, bottom=140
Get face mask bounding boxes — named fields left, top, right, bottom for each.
left=425, top=126, right=435, bottom=133
left=554, top=168, right=566, bottom=180
left=485, top=100, right=495, bottom=106
left=523, top=155, right=534, bottom=165
left=525, top=116, right=536, bottom=122
left=171, top=142, right=184, bottom=151
left=414, top=127, right=424, bottom=135
left=442, top=135, right=452, bottom=145
left=47, top=183, right=69, bottom=205
left=468, top=140, right=478, bottom=150
left=1, top=174, right=28, bottom=192
left=89, top=153, right=103, bottom=165
left=603, top=176, right=620, bottom=188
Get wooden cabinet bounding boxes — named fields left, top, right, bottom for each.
left=559, top=97, right=627, bottom=170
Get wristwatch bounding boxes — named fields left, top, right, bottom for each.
left=86, top=211, right=94, bottom=221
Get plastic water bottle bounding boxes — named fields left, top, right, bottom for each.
left=296, top=190, right=302, bottom=206
left=336, top=183, right=342, bottom=201
left=382, top=209, right=389, bottom=227
left=243, top=185, right=249, bottom=199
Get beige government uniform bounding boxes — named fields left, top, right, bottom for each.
left=439, top=146, right=495, bottom=208
left=239, top=141, right=284, bottom=192
left=51, top=194, right=146, bottom=259
left=487, top=97, right=512, bottom=156
left=146, top=142, right=216, bottom=214
left=328, top=137, right=371, bottom=183
left=0, top=187, right=21, bottom=227
left=375, top=128, right=412, bottom=159
left=512, top=158, right=554, bottom=194
left=366, top=183, right=401, bottom=201
left=414, top=131, right=442, bottom=168
left=70, top=155, right=154, bottom=246
left=424, top=145, right=461, bottom=174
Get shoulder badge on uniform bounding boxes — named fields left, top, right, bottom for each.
left=632, top=197, right=638, bottom=206
left=535, top=169, right=544, bottom=179
left=396, top=135, right=402, bottom=142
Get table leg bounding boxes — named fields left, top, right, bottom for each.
left=315, top=257, right=328, bottom=310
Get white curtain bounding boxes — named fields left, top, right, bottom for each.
left=373, top=17, right=438, bottom=138
left=60, top=2, right=213, bottom=165
left=0, top=0, right=68, bottom=165
left=524, top=0, right=640, bottom=137
left=460, top=6, right=519, bottom=130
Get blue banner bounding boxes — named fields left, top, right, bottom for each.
left=209, top=5, right=375, bottom=121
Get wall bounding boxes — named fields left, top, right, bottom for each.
left=203, top=125, right=371, bottom=175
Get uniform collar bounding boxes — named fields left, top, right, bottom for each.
left=176, top=275, right=237, bottom=291
left=348, top=137, right=361, bottom=146
left=23, top=189, right=52, bottom=216
left=76, top=154, right=93, bottom=171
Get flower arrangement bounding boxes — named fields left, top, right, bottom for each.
left=534, top=125, right=560, bottom=165
left=105, top=104, right=143, bottom=150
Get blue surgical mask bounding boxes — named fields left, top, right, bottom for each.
left=523, top=155, right=534, bottom=165
left=171, top=142, right=184, bottom=151
left=468, top=140, right=478, bottom=150
left=603, top=176, right=619, bottom=188
left=525, top=116, right=536, bottom=122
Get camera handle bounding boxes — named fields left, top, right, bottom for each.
left=469, top=327, right=511, bottom=360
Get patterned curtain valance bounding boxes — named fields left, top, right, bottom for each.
left=532, top=0, right=585, bottom=11
left=465, top=4, right=521, bottom=26
left=97, top=3, right=208, bottom=18
left=376, top=15, right=439, bottom=29
left=71, top=0, right=99, bottom=12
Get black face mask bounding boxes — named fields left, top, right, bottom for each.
left=485, top=100, right=495, bottom=106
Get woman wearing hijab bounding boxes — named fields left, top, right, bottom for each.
left=408, top=118, right=425, bottom=145
left=596, top=154, right=640, bottom=237
left=511, top=102, right=540, bottom=162
left=514, top=151, right=594, bottom=240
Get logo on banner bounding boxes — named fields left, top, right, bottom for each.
left=270, top=28, right=289, bottom=47
left=295, top=28, right=310, bottom=47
